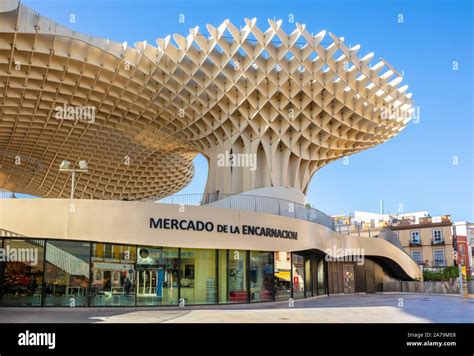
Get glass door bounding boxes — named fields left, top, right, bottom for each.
left=343, top=264, right=355, bottom=294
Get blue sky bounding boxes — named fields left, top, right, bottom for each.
left=21, top=0, right=473, bottom=221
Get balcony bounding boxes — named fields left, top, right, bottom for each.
left=431, top=239, right=445, bottom=245
left=409, top=240, right=422, bottom=246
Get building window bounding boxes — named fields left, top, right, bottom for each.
left=292, top=253, right=305, bottom=299
left=433, top=250, right=445, bottom=267
left=44, top=240, right=90, bottom=307
left=249, top=251, right=273, bottom=302
left=136, top=246, right=179, bottom=306
left=104, top=244, right=112, bottom=259
left=411, top=250, right=423, bottom=264
left=179, top=248, right=216, bottom=305
left=304, top=256, right=312, bottom=298
left=274, top=251, right=291, bottom=301
left=317, top=258, right=326, bottom=295
left=90, top=243, right=136, bottom=306
left=410, top=231, right=420, bottom=244
left=311, top=256, right=318, bottom=296
left=432, top=229, right=443, bottom=244
left=1, top=239, right=45, bottom=306
left=219, top=250, right=247, bottom=304
left=459, top=244, right=465, bottom=256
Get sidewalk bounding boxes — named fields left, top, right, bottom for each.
left=0, top=293, right=472, bottom=323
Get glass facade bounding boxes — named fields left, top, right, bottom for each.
left=179, top=248, right=216, bottom=305
left=1, top=239, right=44, bottom=306
left=317, top=258, right=327, bottom=295
left=304, top=256, right=312, bottom=297
left=136, top=247, right=179, bottom=306
left=222, top=249, right=248, bottom=303
left=274, top=251, right=291, bottom=301
left=44, top=241, right=90, bottom=307
left=292, top=253, right=305, bottom=299
left=90, top=243, right=136, bottom=306
left=249, top=251, right=273, bottom=302
left=0, top=238, right=328, bottom=307
left=311, top=256, right=318, bottom=295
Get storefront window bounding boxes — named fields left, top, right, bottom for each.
left=1, top=239, right=45, bottom=306
left=90, top=243, right=136, bottom=306
left=220, top=249, right=247, bottom=303
left=44, top=241, right=90, bottom=306
left=249, top=251, right=273, bottom=302
left=218, top=250, right=227, bottom=303
left=317, top=258, right=326, bottom=295
left=180, top=248, right=216, bottom=305
left=273, top=251, right=291, bottom=301
left=305, top=256, right=312, bottom=297
left=311, top=255, right=319, bottom=295
left=136, top=246, right=179, bottom=306
left=292, top=253, right=305, bottom=299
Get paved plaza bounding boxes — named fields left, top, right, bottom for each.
left=0, top=294, right=472, bottom=323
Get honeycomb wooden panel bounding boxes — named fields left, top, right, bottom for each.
left=0, top=2, right=412, bottom=200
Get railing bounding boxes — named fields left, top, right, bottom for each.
left=0, top=189, right=15, bottom=198
left=157, top=193, right=335, bottom=231
left=334, top=223, right=380, bottom=237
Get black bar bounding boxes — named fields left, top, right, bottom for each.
left=0, top=323, right=471, bottom=355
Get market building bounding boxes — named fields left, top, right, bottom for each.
left=0, top=1, right=420, bottom=307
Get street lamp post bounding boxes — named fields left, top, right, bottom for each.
left=59, top=160, right=88, bottom=199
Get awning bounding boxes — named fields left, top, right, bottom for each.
left=275, top=271, right=290, bottom=281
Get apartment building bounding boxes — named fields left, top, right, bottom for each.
left=390, top=215, right=454, bottom=268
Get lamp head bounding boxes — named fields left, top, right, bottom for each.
left=78, top=160, right=88, bottom=170
left=59, top=160, right=70, bottom=170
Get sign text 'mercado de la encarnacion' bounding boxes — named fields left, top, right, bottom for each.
left=149, top=218, right=298, bottom=240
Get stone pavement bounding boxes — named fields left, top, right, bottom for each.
left=0, top=293, right=472, bottom=323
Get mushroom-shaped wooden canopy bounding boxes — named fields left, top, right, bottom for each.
left=0, top=2, right=412, bottom=200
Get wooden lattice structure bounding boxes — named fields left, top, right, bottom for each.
left=0, top=1, right=413, bottom=200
